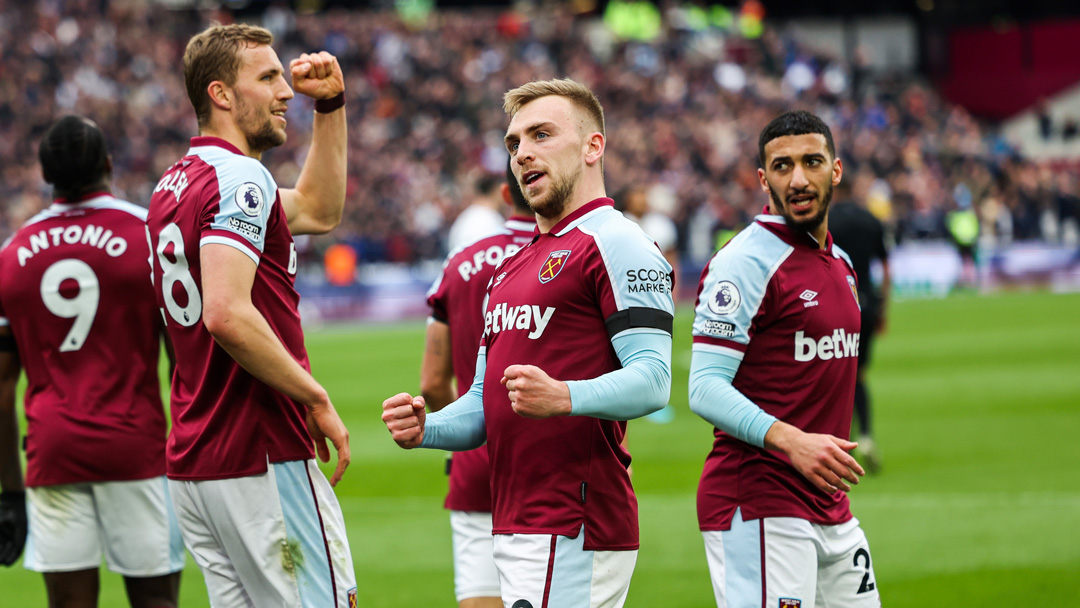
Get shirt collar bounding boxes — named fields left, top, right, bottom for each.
left=543, top=197, right=614, bottom=237
left=755, top=213, right=833, bottom=252
left=52, top=190, right=111, bottom=205
left=190, top=136, right=245, bottom=156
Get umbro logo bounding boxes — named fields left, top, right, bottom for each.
left=800, top=290, right=819, bottom=308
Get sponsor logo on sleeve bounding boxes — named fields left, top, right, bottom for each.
left=702, top=320, right=736, bottom=338
left=348, top=588, right=358, bottom=607
left=234, top=182, right=265, bottom=218
left=626, top=267, right=672, bottom=293
left=707, top=280, right=741, bottom=316
left=538, top=249, right=571, bottom=283
left=226, top=217, right=262, bottom=241
left=779, top=599, right=802, bottom=608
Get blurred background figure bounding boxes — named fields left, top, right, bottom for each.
left=830, top=176, right=892, bottom=473
left=446, top=172, right=508, bottom=252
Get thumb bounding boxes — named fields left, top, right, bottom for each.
left=412, top=396, right=426, bottom=412
left=504, top=364, right=524, bottom=380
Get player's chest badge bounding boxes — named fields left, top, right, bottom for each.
left=538, top=249, right=571, bottom=283
left=847, top=275, right=860, bottom=308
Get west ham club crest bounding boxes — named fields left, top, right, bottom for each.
left=539, top=250, right=571, bottom=283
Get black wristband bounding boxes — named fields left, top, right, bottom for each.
left=315, top=92, right=346, bottom=114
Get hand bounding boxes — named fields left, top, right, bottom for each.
left=0, top=491, right=27, bottom=567
left=290, top=52, right=345, bottom=101
left=766, top=421, right=864, bottom=495
left=306, top=399, right=350, bottom=487
left=501, top=365, right=571, bottom=419
left=382, top=393, right=426, bottom=449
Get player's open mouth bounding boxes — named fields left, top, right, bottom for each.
left=522, top=170, right=545, bottom=187
left=271, top=109, right=287, bottom=124
left=787, top=193, right=816, bottom=209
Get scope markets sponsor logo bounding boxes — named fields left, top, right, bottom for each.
left=794, top=329, right=860, bottom=362
left=626, top=267, right=671, bottom=293
left=484, top=303, right=556, bottom=340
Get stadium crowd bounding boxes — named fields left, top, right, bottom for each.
left=1, top=1, right=1077, bottom=271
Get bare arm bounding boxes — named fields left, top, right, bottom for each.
left=279, top=52, right=347, bottom=236
left=0, top=327, right=22, bottom=494
left=419, top=320, right=456, bottom=412
left=201, top=243, right=349, bottom=484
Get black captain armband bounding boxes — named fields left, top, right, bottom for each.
left=315, top=92, right=346, bottom=114
left=605, top=307, right=674, bottom=338
left=0, top=334, right=15, bottom=353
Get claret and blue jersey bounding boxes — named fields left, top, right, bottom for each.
left=147, top=136, right=312, bottom=481
left=692, top=214, right=862, bottom=530
left=479, top=198, right=674, bottom=551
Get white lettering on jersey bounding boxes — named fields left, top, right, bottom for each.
left=457, top=244, right=521, bottom=282
left=794, top=330, right=860, bottom=362
left=154, top=170, right=189, bottom=203
left=17, top=225, right=129, bottom=267
left=484, top=304, right=555, bottom=340
left=288, top=242, right=297, bottom=275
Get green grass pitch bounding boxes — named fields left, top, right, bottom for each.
left=2, top=290, right=1078, bottom=606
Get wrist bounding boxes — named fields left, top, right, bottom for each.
left=315, top=92, right=345, bottom=114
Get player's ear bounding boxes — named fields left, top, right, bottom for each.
left=584, top=132, right=604, bottom=167
left=208, top=81, right=232, bottom=112
left=500, top=183, right=512, bottom=206
left=758, top=167, right=770, bottom=192
left=832, top=158, right=843, bottom=186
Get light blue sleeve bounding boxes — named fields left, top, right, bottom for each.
left=202, top=154, right=278, bottom=262
left=565, top=329, right=671, bottom=421
left=420, top=347, right=487, bottom=451
left=688, top=347, right=777, bottom=448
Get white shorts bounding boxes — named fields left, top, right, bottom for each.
left=491, top=526, right=637, bottom=608
left=702, top=508, right=881, bottom=608
left=450, top=510, right=500, bottom=601
left=23, top=476, right=185, bottom=576
left=169, top=460, right=356, bottom=608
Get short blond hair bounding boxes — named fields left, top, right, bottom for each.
left=503, top=78, right=605, bottom=138
left=183, top=23, right=274, bottom=128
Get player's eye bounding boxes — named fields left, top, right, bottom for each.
left=536, top=132, right=548, bottom=140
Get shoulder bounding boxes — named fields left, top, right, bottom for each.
left=707, top=220, right=791, bottom=278
left=832, top=245, right=856, bottom=272
left=576, top=207, right=661, bottom=251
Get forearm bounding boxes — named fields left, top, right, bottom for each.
left=208, top=302, right=327, bottom=407
left=422, top=350, right=487, bottom=451
left=566, top=330, right=671, bottom=421
left=291, top=107, right=347, bottom=234
left=688, top=347, right=777, bottom=448
left=419, top=319, right=456, bottom=411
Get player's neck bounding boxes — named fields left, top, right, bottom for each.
left=536, top=178, right=605, bottom=233
left=201, top=120, right=261, bottom=161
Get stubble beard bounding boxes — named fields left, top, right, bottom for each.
left=525, top=163, right=581, bottom=220
left=236, top=92, right=286, bottom=154
left=769, top=180, right=833, bottom=235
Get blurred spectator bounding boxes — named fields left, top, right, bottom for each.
left=446, top=171, right=507, bottom=252
left=1, top=2, right=1078, bottom=271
